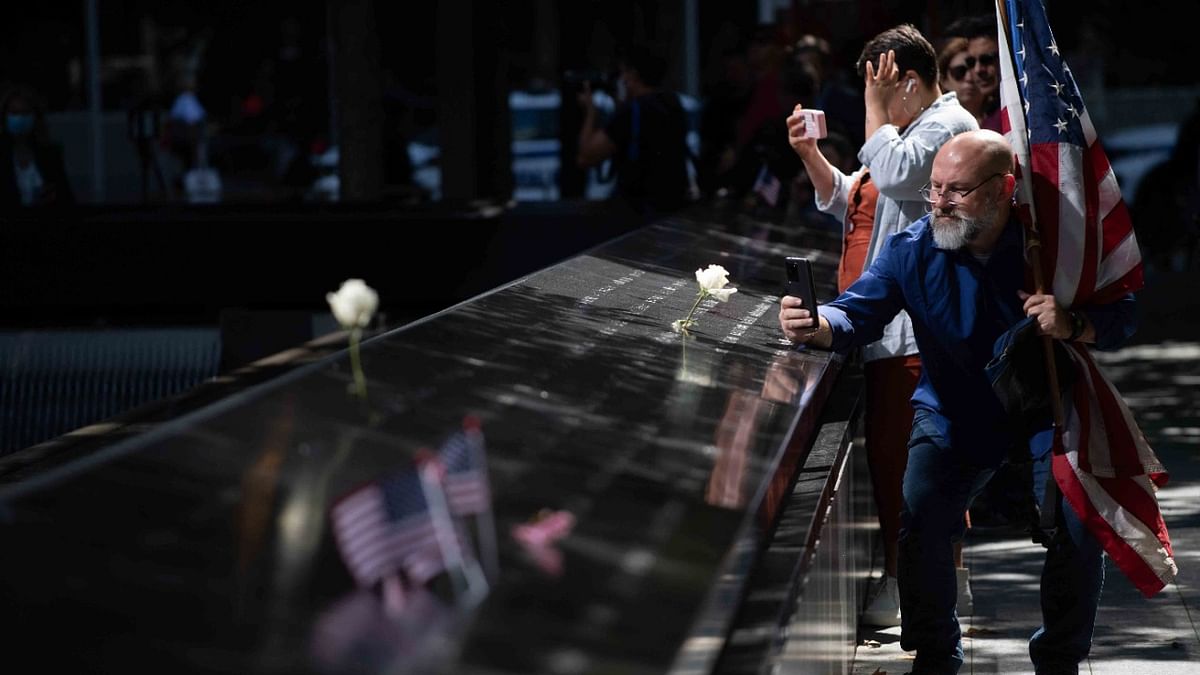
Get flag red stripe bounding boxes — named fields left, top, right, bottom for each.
left=1081, top=355, right=1144, bottom=476
left=342, top=523, right=437, bottom=570
left=1089, top=145, right=1123, bottom=241
left=1097, top=204, right=1141, bottom=296
left=1099, top=200, right=1133, bottom=259
left=1053, top=455, right=1168, bottom=597
left=1088, top=143, right=1135, bottom=258
left=1030, top=144, right=1061, bottom=289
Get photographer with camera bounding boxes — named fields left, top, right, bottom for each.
left=575, top=41, right=690, bottom=220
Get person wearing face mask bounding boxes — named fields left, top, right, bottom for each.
left=779, top=130, right=1136, bottom=675
left=576, top=41, right=692, bottom=221
left=785, top=23, right=978, bottom=629
left=0, top=85, right=74, bottom=207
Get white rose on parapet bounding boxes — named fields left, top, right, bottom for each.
left=325, top=278, right=379, bottom=401
left=326, top=278, right=379, bottom=329
left=672, top=264, right=738, bottom=335
left=707, top=286, right=737, bottom=302
left=695, top=264, right=733, bottom=294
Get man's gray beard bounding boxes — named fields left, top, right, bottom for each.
left=932, top=202, right=996, bottom=250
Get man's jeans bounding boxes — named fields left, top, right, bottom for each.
left=1028, top=451, right=1105, bottom=675
left=897, top=413, right=994, bottom=674
left=896, top=413, right=1103, bottom=675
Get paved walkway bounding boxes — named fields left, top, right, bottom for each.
left=851, top=271, right=1200, bottom=674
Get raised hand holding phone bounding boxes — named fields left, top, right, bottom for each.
left=786, top=106, right=825, bottom=158
left=800, top=109, right=827, bottom=139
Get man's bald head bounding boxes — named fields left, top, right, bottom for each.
left=928, top=129, right=1017, bottom=254
left=938, top=129, right=1014, bottom=177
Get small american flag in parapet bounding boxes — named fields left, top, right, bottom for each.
left=438, top=417, right=490, bottom=516
left=753, top=164, right=781, bottom=207
left=330, top=466, right=446, bottom=588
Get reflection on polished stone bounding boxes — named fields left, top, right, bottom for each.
left=309, top=584, right=462, bottom=674
left=0, top=211, right=845, bottom=673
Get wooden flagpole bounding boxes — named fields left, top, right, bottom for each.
left=996, top=0, right=1066, bottom=432
left=996, top=0, right=1065, bottom=536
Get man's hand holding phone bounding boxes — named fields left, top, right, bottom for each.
left=779, top=295, right=831, bottom=347
left=780, top=256, right=832, bottom=348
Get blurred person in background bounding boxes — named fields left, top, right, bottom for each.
left=166, top=70, right=208, bottom=173
left=697, top=32, right=753, bottom=197
left=733, top=24, right=789, bottom=157
left=938, top=38, right=989, bottom=127
left=790, top=34, right=865, bottom=148
left=1133, top=99, right=1200, bottom=272
left=576, top=41, right=691, bottom=220
left=166, top=70, right=222, bottom=204
left=714, top=37, right=820, bottom=215
left=940, top=14, right=1001, bottom=132
left=0, top=84, right=74, bottom=207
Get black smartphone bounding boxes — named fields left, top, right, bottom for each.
left=784, top=256, right=819, bottom=322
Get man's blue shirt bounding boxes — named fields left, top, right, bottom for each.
left=818, top=215, right=1136, bottom=466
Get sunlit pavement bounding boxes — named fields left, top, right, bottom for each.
left=851, top=271, right=1200, bottom=675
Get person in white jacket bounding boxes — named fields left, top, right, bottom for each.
left=785, top=23, right=978, bottom=627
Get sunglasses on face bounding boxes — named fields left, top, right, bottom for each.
left=948, top=53, right=998, bottom=81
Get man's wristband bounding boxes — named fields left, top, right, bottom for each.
left=1066, top=310, right=1086, bottom=341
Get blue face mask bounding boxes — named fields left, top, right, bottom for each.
left=6, top=114, right=34, bottom=136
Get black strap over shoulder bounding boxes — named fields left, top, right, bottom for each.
left=985, top=316, right=1077, bottom=441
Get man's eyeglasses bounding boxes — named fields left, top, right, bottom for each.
left=947, top=52, right=999, bottom=81
left=919, top=172, right=1007, bottom=208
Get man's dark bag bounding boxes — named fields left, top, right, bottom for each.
left=986, top=315, right=1077, bottom=442
left=985, top=316, right=1078, bottom=543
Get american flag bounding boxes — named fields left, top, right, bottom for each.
left=997, top=0, right=1176, bottom=596
left=329, top=466, right=447, bottom=589
left=438, top=417, right=491, bottom=516
left=753, top=164, right=782, bottom=207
